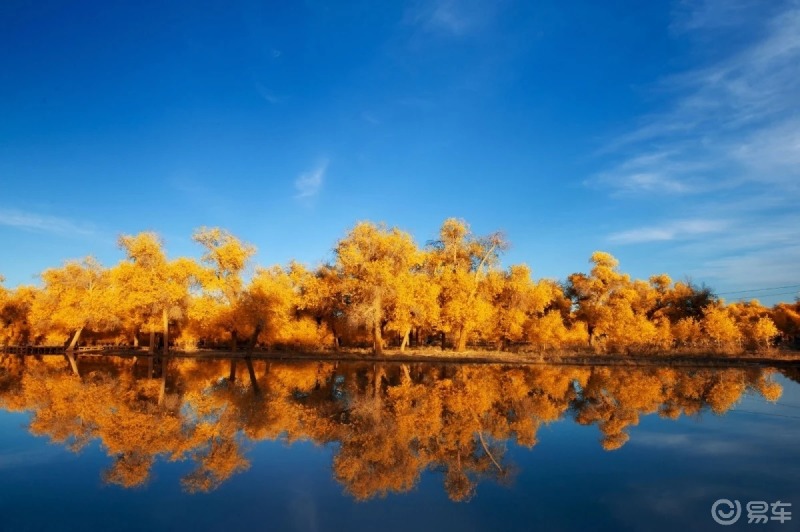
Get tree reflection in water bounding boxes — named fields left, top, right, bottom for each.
left=0, top=356, right=784, bottom=501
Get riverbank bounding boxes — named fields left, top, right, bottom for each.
left=5, top=346, right=799, bottom=368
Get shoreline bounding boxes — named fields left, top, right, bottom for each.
left=4, top=347, right=799, bottom=368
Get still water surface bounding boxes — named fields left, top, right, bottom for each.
left=0, top=357, right=798, bottom=531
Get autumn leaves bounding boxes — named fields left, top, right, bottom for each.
left=0, top=358, right=784, bottom=498
left=0, top=218, right=796, bottom=355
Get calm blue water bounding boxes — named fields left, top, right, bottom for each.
left=0, top=360, right=798, bottom=532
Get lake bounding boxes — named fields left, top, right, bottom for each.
left=0, top=356, right=798, bottom=531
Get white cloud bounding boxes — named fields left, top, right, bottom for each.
left=664, top=211, right=800, bottom=297
left=731, top=118, right=800, bottom=184
left=591, top=168, right=694, bottom=195
left=695, top=245, right=800, bottom=292
left=294, top=160, right=329, bottom=199
left=170, top=175, right=234, bottom=217
left=609, top=219, right=727, bottom=244
left=670, top=0, right=765, bottom=34
left=0, top=208, right=95, bottom=237
left=595, top=3, right=800, bottom=194
left=361, top=111, right=380, bottom=125
left=590, top=2, right=800, bottom=302
left=405, top=0, right=495, bottom=37
left=255, top=83, right=284, bottom=105
left=0, top=447, right=62, bottom=469
left=631, top=432, right=754, bottom=455
left=427, top=1, right=471, bottom=35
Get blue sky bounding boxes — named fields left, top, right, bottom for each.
left=1, top=0, right=798, bottom=304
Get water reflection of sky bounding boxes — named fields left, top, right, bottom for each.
left=1, top=373, right=798, bottom=532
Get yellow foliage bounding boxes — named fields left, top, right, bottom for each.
left=30, top=257, right=119, bottom=345
left=334, top=222, right=423, bottom=354
left=426, top=218, right=508, bottom=351
left=0, top=222, right=791, bottom=356
left=701, top=306, right=741, bottom=351
left=673, top=317, right=703, bottom=348
left=0, top=358, right=785, bottom=499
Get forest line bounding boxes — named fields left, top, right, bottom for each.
left=1, top=218, right=799, bottom=356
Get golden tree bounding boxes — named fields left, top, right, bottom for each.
left=672, top=317, right=703, bottom=348
left=333, top=222, right=421, bottom=354
left=567, top=252, right=675, bottom=353
left=426, top=218, right=507, bottom=351
left=237, top=265, right=331, bottom=349
left=385, top=254, right=440, bottom=351
left=30, top=257, right=119, bottom=348
left=770, top=302, right=800, bottom=342
left=485, top=265, right=556, bottom=350
left=727, top=300, right=779, bottom=351
left=751, top=317, right=779, bottom=351
left=701, top=305, right=742, bottom=352
left=1, top=281, right=37, bottom=345
left=113, top=232, right=200, bottom=348
left=290, top=262, right=348, bottom=349
left=190, top=227, right=256, bottom=349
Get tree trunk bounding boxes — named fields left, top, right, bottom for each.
left=400, top=363, right=411, bottom=383
left=372, top=364, right=385, bottom=397
left=68, top=327, right=84, bottom=350
left=66, top=327, right=83, bottom=376
left=477, top=431, right=503, bottom=473
left=245, top=357, right=260, bottom=395
left=162, top=309, right=169, bottom=358
left=247, top=321, right=263, bottom=352
left=148, top=328, right=155, bottom=378
left=229, top=359, right=237, bottom=382
left=231, top=330, right=238, bottom=353
left=330, top=324, right=340, bottom=351
left=158, top=363, right=167, bottom=407
left=371, top=292, right=384, bottom=355
left=399, top=328, right=410, bottom=352
left=133, top=330, right=139, bottom=348
left=243, top=321, right=263, bottom=394
left=456, top=326, right=468, bottom=352
left=441, top=331, right=446, bottom=350
left=373, top=321, right=383, bottom=355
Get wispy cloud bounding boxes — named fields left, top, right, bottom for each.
left=590, top=151, right=704, bottom=194
left=609, top=219, right=728, bottom=244
left=405, top=0, right=496, bottom=37
left=699, top=246, right=800, bottom=293
left=0, top=447, right=63, bottom=470
left=0, top=208, right=95, bottom=237
left=294, top=160, right=329, bottom=199
left=170, top=175, right=235, bottom=217
left=592, top=1, right=800, bottom=300
left=255, top=83, right=285, bottom=105
left=361, top=111, right=380, bottom=125
left=658, top=209, right=800, bottom=290
left=631, top=431, right=754, bottom=455
left=670, top=0, right=769, bottom=34
left=595, top=2, right=800, bottom=194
